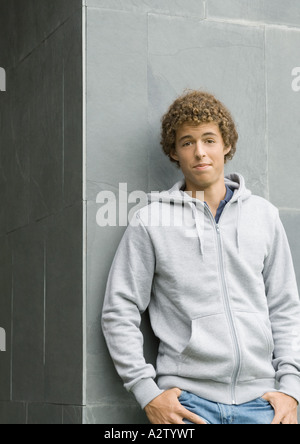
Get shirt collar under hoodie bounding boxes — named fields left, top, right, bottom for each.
left=147, top=173, right=252, bottom=256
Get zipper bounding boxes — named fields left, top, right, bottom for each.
left=204, top=203, right=241, bottom=405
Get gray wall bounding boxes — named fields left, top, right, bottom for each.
left=1, top=0, right=300, bottom=424
left=85, top=0, right=300, bottom=424
left=0, top=0, right=83, bottom=424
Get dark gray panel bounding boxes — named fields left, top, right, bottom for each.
left=0, top=78, right=13, bottom=235
left=0, top=0, right=84, bottom=423
left=11, top=222, right=45, bottom=402
left=0, top=1, right=17, bottom=68
left=27, top=402, right=63, bottom=424
left=45, top=203, right=83, bottom=405
left=0, top=64, right=30, bottom=233
left=0, top=235, right=12, bottom=400
left=63, top=405, right=83, bottom=424
left=8, top=0, right=82, bottom=67
left=62, top=13, right=83, bottom=207
left=28, top=32, right=64, bottom=222
left=84, top=404, right=148, bottom=425
left=0, top=401, right=26, bottom=424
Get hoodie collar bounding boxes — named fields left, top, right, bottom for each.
left=149, top=173, right=251, bottom=205
left=148, top=173, right=251, bottom=257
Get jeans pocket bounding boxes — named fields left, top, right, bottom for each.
left=178, top=390, right=187, bottom=402
left=184, top=418, right=210, bottom=425
left=258, top=397, right=271, bottom=405
left=179, top=391, right=211, bottom=424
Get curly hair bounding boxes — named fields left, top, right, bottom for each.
left=161, top=90, right=238, bottom=168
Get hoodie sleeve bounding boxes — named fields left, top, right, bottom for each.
left=101, top=211, right=164, bottom=409
left=263, top=210, right=300, bottom=403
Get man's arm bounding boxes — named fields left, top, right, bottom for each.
left=263, top=210, right=300, bottom=422
left=102, top=211, right=164, bottom=409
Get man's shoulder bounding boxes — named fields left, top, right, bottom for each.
left=130, top=201, right=162, bottom=227
left=246, top=194, right=279, bottom=217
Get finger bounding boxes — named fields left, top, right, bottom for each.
left=271, top=414, right=282, bottom=425
left=171, top=387, right=182, bottom=398
left=281, top=414, right=298, bottom=425
left=174, top=388, right=183, bottom=398
left=183, top=408, right=207, bottom=425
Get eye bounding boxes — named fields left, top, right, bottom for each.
left=205, top=139, right=215, bottom=144
left=182, top=141, right=193, bottom=147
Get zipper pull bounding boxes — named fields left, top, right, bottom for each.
left=216, top=224, right=220, bottom=233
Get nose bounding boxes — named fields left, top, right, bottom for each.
left=195, top=141, right=207, bottom=159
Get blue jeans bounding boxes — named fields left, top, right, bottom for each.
left=179, top=391, right=275, bottom=425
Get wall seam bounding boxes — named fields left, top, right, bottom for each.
left=279, top=208, right=300, bottom=213
left=146, top=12, right=150, bottom=193
left=264, top=26, right=270, bottom=201
left=204, top=17, right=300, bottom=31
left=87, top=6, right=206, bottom=20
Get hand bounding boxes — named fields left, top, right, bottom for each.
left=262, top=392, right=298, bottom=424
left=144, top=388, right=207, bottom=425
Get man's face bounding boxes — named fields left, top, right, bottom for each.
left=171, top=122, right=231, bottom=191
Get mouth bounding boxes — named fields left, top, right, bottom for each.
left=193, top=164, right=212, bottom=171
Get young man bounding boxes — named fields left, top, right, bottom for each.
left=102, top=91, right=300, bottom=424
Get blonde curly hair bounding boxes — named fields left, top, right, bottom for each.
left=161, top=90, right=238, bottom=168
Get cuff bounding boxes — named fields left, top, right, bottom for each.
left=278, top=374, right=300, bottom=404
left=131, top=378, right=164, bottom=410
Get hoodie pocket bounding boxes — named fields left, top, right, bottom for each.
left=234, top=312, right=275, bottom=382
left=178, top=313, right=235, bottom=383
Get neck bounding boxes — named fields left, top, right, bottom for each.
left=184, top=177, right=227, bottom=217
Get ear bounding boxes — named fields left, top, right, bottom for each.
left=224, top=145, right=232, bottom=156
left=170, top=148, right=179, bottom=162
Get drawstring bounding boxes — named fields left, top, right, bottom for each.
left=189, top=202, right=204, bottom=256
left=188, top=197, right=242, bottom=256
left=236, top=198, right=242, bottom=253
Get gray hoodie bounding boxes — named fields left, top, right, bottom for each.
left=102, top=173, right=300, bottom=409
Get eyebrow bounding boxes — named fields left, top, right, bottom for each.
left=178, top=132, right=218, bottom=142
left=202, top=132, right=218, bottom=137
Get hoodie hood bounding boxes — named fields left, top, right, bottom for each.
left=147, top=173, right=252, bottom=255
left=148, top=173, right=251, bottom=205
